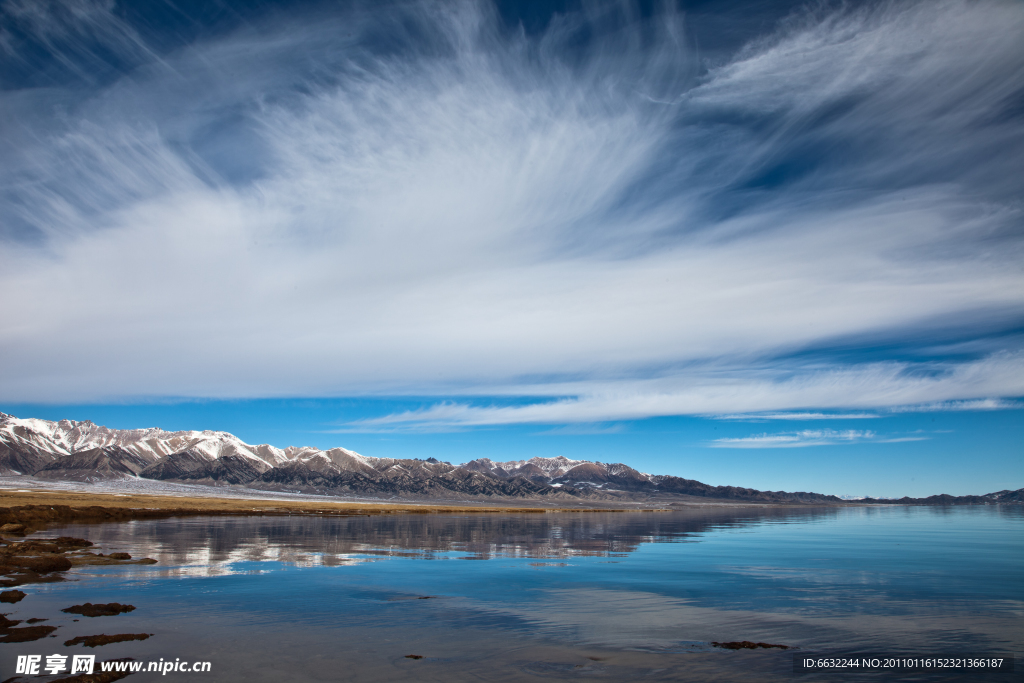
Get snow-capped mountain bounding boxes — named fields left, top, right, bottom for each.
left=0, top=412, right=290, bottom=468
left=2, top=412, right=1016, bottom=504
left=0, top=412, right=571, bottom=497
left=463, top=456, right=656, bottom=489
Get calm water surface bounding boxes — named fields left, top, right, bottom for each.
left=3, top=505, right=1021, bottom=682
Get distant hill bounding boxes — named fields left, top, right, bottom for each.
left=0, top=413, right=1018, bottom=505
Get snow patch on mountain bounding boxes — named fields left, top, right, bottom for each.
left=0, top=413, right=292, bottom=468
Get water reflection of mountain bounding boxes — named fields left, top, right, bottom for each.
left=44, top=508, right=851, bottom=574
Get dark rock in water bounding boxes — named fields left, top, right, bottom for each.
left=64, top=633, right=151, bottom=648
left=3, top=556, right=72, bottom=573
left=0, top=537, right=125, bottom=587
left=0, top=614, right=21, bottom=628
left=5, top=540, right=61, bottom=554
left=26, top=618, right=46, bottom=623
left=0, top=571, right=56, bottom=589
left=712, top=641, right=789, bottom=650
left=62, top=603, right=136, bottom=618
left=0, top=590, right=25, bottom=603
left=404, top=655, right=424, bottom=660
left=0, top=625, right=57, bottom=642
left=71, top=553, right=156, bottom=567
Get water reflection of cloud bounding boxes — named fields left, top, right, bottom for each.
left=723, top=565, right=886, bottom=586
left=461, top=587, right=1024, bottom=653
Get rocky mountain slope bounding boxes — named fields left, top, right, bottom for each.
left=1, top=413, right=1018, bottom=504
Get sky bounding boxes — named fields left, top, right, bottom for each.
left=0, top=0, right=1022, bottom=498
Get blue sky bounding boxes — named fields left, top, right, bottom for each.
left=1, top=0, right=1022, bottom=497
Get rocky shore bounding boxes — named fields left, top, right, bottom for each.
left=0, top=520, right=155, bottom=683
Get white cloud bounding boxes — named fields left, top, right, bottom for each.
left=711, top=429, right=930, bottom=449
left=0, top=0, right=1022, bottom=414
left=885, top=399, right=1022, bottom=413
left=712, top=429, right=876, bottom=448
left=711, top=412, right=882, bottom=421
left=339, top=353, right=1024, bottom=430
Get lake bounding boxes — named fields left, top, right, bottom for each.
left=3, top=505, right=1021, bottom=682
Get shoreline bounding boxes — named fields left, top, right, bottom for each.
left=1, top=486, right=1015, bottom=532
left=0, top=487, right=875, bottom=531
left=0, top=489, right=642, bottom=521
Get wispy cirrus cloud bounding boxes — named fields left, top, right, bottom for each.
left=711, top=412, right=882, bottom=421
left=704, top=399, right=1023, bottom=423
left=885, top=399, right=1022, bottom=413
left=0, top=0, right=1022, bottom=417
left=337, top=353, right=1024, bottom=431
left=710, top=429, right=930, bottom=449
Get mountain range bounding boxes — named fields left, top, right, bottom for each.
left=0, top=412, right=1019, bottom=505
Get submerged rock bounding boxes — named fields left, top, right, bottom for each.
left=0, top=624, right=57, bottom=642
left=0, top=568, right=68, bottom=588
left=0, top=589, right=26, bottom=603
left=64, top=633, right=152, bottom=648
left=62, top=603, right=136, bottom=618
left=711, top=641, right=789, bottom=650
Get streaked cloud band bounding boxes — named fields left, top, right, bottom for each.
left=0, top=0, right=1022, bottom=421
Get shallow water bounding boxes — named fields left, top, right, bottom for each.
left=2, top=505, right=1021, bottom=682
